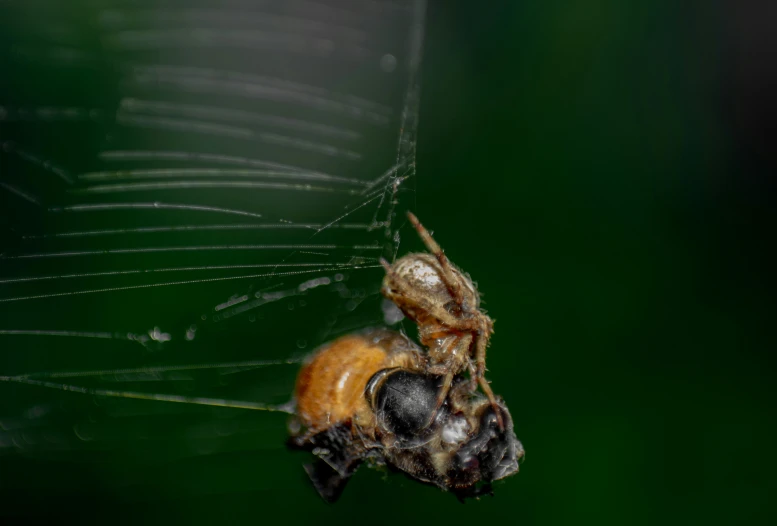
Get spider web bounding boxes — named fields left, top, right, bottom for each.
left=0, top=0, right=425, bottom=485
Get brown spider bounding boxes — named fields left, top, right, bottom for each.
left=380, top=212, right=503, bottom=430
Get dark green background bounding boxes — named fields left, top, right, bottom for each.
left=417, top=2, right=776, bottom=525
left=2, top=1, right=776, bottom=524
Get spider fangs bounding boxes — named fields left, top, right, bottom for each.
left=380, top=212, right=504, bottom=430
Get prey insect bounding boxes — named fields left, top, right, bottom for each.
left=0, top=213, right=524, bottom=502
left=289, top=329, right=523, bottom=501
left=289, top=212, right=524, bottom=501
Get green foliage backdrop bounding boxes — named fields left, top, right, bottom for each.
left=1, top=2, right=775, bottom=525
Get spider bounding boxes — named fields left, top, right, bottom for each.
left=380, top=212, right=503, bottom=430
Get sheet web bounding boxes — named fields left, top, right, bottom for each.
left=0, top=0, right=425, bottom=472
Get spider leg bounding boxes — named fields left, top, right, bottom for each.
left=467, top=360, right=478, bottom=390
left=477, top=375, right=505, bottom=431
left=473, top=318, right=493, bottom=380
left=379, top=257, right=392, bottom=273
left=473, top=325, right=504, bottom=430
left=406, top=212, right=464, bottom=304
left=424, top=333, right=473, bottom=428
left=426, top=369, right=455, bottom=428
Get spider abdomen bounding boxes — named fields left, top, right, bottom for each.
left=392, top=254, right=451, bottom=297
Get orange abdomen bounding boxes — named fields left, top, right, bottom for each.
left=295, top=334, right=390, bottom=432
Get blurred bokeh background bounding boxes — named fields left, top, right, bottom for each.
left=1, top=1, right=775, bottom=525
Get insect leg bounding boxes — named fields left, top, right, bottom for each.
left=289, top=423, right=364, bottom=503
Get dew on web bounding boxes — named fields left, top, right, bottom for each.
left=0, top=0, right=425, bottom=482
